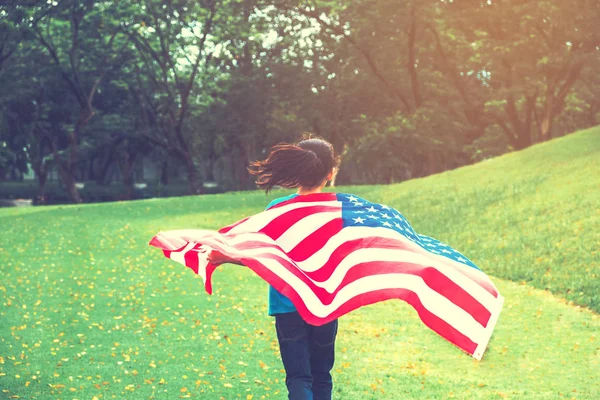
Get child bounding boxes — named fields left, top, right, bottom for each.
left=209, top=134, right=341, bottom=400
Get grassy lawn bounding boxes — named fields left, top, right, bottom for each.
left=1, top=127, right=599, bottom=399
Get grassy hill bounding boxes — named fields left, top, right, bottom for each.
left=0, top=126, right=599, bottom=399
left=346, top=125, right=600, bottom=313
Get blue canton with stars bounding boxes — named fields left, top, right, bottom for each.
left=336, top=193, right=481, bottom=271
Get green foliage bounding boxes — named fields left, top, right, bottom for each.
left=0, top=181, right=224, bottom=204
left=1, top=0, right=599, bottom=193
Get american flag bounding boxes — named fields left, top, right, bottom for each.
left=149, top=192, right=504, bottom=360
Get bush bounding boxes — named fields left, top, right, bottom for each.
left=0, top=182, right=43, bottom=200
left=0, top=180, right=226, bottom=205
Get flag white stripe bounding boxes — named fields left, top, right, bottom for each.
left=472, top=293, right=504, bottom=360
left=276, top=210, right=341, bottom=250
left=159, top=229, right=214, bottom=245
left=170, top=242, right=196, bottom=266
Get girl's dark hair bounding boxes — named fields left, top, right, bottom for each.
left=248, top=134, right=341, bottom=193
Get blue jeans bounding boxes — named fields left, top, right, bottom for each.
left=275, top=312, right=338, bottom=400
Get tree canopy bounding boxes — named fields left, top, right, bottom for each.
left=1, top=0, right=598, bottom=201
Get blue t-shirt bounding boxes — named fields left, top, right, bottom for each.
left=266, top=193, right=298, bottom=316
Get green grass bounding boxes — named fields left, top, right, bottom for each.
left=1, top=127, right=599, bottom=399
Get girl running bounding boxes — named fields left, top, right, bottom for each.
left=209, top=134, right=341, bottom=400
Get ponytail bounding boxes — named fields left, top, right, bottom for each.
left=248, top=136, right=340, bottom=193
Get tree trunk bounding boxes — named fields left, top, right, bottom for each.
left=206, top=157, right=215, bottom=182
left=499, top=94, right=536, bottom=150
left=537, top=88, right=557, bottom=142
left=538, top=107, right=554, bottom=142
left=160, top=160, right=169, bottom=185
left=60, top=163, right=82, bottom=203
left=36, top=170, right=48, bottom=204
left=507, top=127, right=532, bottom=150
left=97, top=149, right=115, bottom=185
left=31, top=159, right=49, bottom=204
left=230, top=151, right=237, bottom=190
left=88, top=156, right=95, bottom=182
left=241, top=142, right=255, bottom=190
left=60, top=110, right=92, bottom=203
left=48, top=133, right=82, bottom=203
left=427, top=150, right=437, bottom=176
left=60, top=166, right=82, bottom=203
left=538, top=60, right=585, bottom=142
left=588, top=99, right=599, bottom=126
left=183, top=151, right=202, bottom=194
left=118, top=150, right=135, bottom=200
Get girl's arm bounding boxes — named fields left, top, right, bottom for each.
left=207, top=249, right=244, bottom=266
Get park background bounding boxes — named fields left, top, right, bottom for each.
left=1, top=1, right=599, bottom=399
left=1, top=0, right=599, bottom=203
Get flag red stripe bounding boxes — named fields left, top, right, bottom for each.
left=260, top=206, right=341, bottom=240
left=184, top=244, right=200, bottom=274
left=287, top=218, right=344, bottom=261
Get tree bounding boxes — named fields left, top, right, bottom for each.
left=442, top=0, right=600, bottom=149
left=264, top=0, right=475, bottom=180
left=130, top=0, right=226, bottom=194
left=0, top=35, right=53, bottom=194
left=2, top=0, right=598, bottom=196
left=26, top=1, right=132, bottom=202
